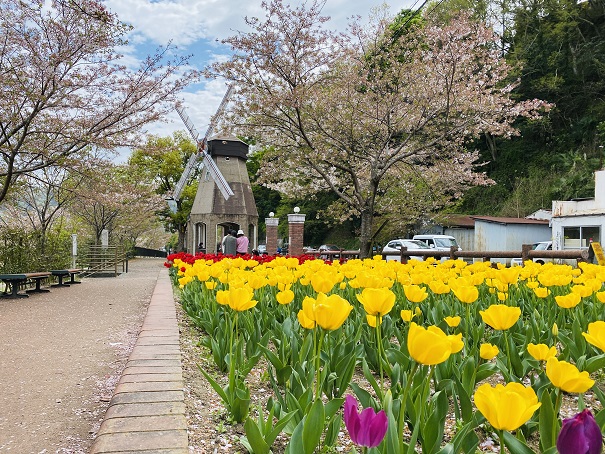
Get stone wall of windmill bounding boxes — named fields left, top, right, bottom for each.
left=186, top=135, right=258, bottom=254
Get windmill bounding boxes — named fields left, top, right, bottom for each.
left=167, top=85, right=235, bottom=212
left=171, top=85, right=258, bottom=254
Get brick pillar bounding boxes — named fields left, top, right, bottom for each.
left=266, top=217, right=279, bottom=255
left=288, top=212, right=306, bottom=256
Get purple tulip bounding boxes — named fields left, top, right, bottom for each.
left=557, top=409, right=603, bottom=454
left=343, top=394, right=388, bottom=448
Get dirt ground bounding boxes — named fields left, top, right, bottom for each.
left=0, top=258, right=163, bottom=453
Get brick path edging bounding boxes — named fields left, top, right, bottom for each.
left=90, top=269, right=188, bottom=453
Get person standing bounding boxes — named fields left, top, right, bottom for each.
left=236, top=229, right=249, bottom=255
left=223, top=230, right=237, bottom=256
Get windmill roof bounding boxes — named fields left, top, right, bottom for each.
left=208, top=134, right=246, bottom=144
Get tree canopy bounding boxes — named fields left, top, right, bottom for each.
left=205, top=0, right=550, bottom=256
left=0, top=0, right=198, bottom=204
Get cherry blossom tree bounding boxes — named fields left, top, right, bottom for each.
left=0, top=0, right=198, bottom=204
left=205, top=1, right=550, bottom=257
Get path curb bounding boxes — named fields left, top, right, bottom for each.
left=90, top=269, right=188, bottom=453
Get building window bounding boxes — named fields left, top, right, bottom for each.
left=563, top=226, right=600, bottom=249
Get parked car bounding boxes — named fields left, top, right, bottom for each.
left=381, top=239, right=431, bottom=262
left=511, top=241, right=553, bottom=266
left=412, top=234, right=461, bottom=251
left=253, top=244, right=267, bottom=255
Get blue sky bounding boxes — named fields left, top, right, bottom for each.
left=102, top=0, right=415, bottom=151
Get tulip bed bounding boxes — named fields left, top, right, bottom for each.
left=167, top=252, right=605, bottom=453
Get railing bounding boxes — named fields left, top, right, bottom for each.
left=306, top=245, right=589, bottom=265
left=82, top=245, right=128, bottom=277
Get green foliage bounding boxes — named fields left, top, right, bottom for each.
left=0, top=227, right=71, bottom=273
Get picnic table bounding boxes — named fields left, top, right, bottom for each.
left=0, top=272, right=52, bottom=299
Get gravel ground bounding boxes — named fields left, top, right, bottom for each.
left=0, top=258, right=164, bottom=453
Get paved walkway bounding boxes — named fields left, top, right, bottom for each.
left=90, top=267, right=188, bottom=453
left=0, top=257, right=187, bottom=453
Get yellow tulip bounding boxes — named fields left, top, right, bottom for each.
left=546, top=357, right=594, bottom=393
left=356, top=287, right=396, bottom=316
left=297, top=309, right=315, bottom=329
left=555, top=292, right=582, bottom=309
left=310, top=274, right=335, bottom=293
left=533, top=287, right=550, bottom=298
left=403, top=285, right=428, bottom=303
left=596, top=291, right=605, bottom=303
left=480, top=343, right=499, bottom=360
left=300, top=293, right=352, bottom=331
left=400, top=310, right=414, bottom=322
left=205, top=281, right=217, bottom=290
left=452, top=285, right=479, bottom=304
left=497, top=292, right=508, bottom=301
left=527, top=343, right=557, bottom=361
left=474, top=382, right=541, bottom=431
left=314, top=293, right=353, bottom=330
left=366, top=314, right=383, bottom=327
left=582, top=321, right=605, bottom=353
left=571, top=284, right=593, bottom=298
left=276, top=289, right=295, bottom=305
left=444, top=316, right=461, bottom=328
left=407, top=322, right=461, bottom=365
left=215, top=289, right=229, bottom=305
left=479, top=304, right=521, bottom=330
left=428, top=280, right=450, bottom=294
left=552, top=323, right=559, bottom=337
left=448, top=333, right=464, bottom=354
left=226, top=286, right=258, bottom=311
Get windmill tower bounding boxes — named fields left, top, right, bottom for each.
left=170, top=86, right=257, bottom=254
left=188, top=135, right=258, bottom=254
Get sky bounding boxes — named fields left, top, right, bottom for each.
left=101, top=0, right=416, bottom=158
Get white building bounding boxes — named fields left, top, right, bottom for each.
left=551, top=170, right=604, bottom=251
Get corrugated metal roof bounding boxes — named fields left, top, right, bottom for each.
left=470, top=216, right=549, bottom=225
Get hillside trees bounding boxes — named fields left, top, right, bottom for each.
left=205, top=0, right=550, bottom=257
left=0, top=0, right=198, bottom=204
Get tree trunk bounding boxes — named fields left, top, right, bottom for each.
left=177, top=223, right=187, bottom=252
left=358, top=209, right=374, bottom=259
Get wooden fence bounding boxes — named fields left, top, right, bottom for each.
left=306, top=245, right=589, bottom=265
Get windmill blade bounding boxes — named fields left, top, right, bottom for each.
left=202, top=153, right=234, bottom=200
left=171, top=151, right=200, bottom=202
left=171, top=84, right=235, bottom=202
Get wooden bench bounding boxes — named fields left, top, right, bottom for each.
left=0, top=272, right=52, bottom=299
left=51, top=269, right=82, bottom=287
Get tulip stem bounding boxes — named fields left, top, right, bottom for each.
left=398, top=361, right=419, bottom=447
left=497, top=429, right=505, bottom=453
left=504, top=331, right=513, bottom=380
left=314, top=329, right=325, bottom=401
left=376, top=315, right=384, bottom=389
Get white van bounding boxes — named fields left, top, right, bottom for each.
left=412, top=234, right=461, bottom=251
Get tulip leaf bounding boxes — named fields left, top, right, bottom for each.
left=243, top=417, right=270, bottom=454
left=503, top=430, right=536, bottom=454
left=595, top=407, right=605, bottom=431
left=350, top=382, right=375, bottom=409
left=302, top=399, right=325, bottom=454
left=538, top=389, right=557, bottom=451
left=585, top=353, right=605, bottom=373
left=421, top=390, right=448, bottom=454
left=453, top=375, right=474, bottom=422
left=324, top=397, right=345, bottom=420
left=324, top=413, right=341, bottom=447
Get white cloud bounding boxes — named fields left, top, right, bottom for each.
left=105, top=0, right=418, bottom=153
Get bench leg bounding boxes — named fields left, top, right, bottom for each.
left=51, top=275, right=70, bottom=287
left=1, top=281, right=29, bottom=299
left=69, top=274, right=81, bottom=284
left=26, top=278, right=50, bottom=294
